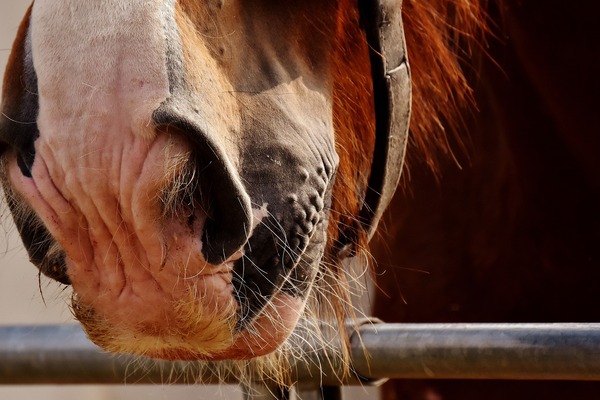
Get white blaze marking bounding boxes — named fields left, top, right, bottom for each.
left=30, top=0, right=173, bottom=138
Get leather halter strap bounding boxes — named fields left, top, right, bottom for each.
left=348, top=0, right=411, bottom=248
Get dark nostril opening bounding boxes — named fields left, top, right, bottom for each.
left=202, top=217, right=245, bottom=263
left=17, top=141, right=36, bottom=178
left=192, top=156, right=252, bottom=265
left=153, top=107, right=253, bottom=265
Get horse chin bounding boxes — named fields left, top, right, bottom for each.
left=151, top=293, right=304, bottom=361
left=72, top=278, right=304, bottom=361
left=2, top=129, right=312, bottom=360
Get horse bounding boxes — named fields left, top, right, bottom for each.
left=0, top=0, right=414, bottom=378
left=2, top=0, right=599, bottom=398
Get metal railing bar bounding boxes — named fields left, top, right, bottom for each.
left=1, top=322, right=600, bottom=385
left=351, top=322, right=600, bottom=381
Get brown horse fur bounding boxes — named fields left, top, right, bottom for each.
left=328, top=0, right=490, bottom=259
left=400, top=0, right=489, bottom=175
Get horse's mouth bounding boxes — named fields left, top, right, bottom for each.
left=0, top=125, right=331, bottom=360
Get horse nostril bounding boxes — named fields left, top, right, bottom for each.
left=16, top=142, right=36, bottom=178
left=153, top=108, right=253, bottom=265
left=194, top=156, right=253, bottom=264
left=202, top=211, right=248, bottom=264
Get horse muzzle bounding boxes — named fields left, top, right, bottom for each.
left=0, top=0, right=339, bottom=360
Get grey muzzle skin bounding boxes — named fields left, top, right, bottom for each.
left=152, top=103, right=338, bottom=326
left=0, top=0, right=411, bottom=331
left=150, top=0, right=342, bottom=326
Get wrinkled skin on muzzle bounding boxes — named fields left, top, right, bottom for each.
left=0, top=0, right=341, bottom=360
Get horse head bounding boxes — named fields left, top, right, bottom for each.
left=0, top=0, right=409, bottom=363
